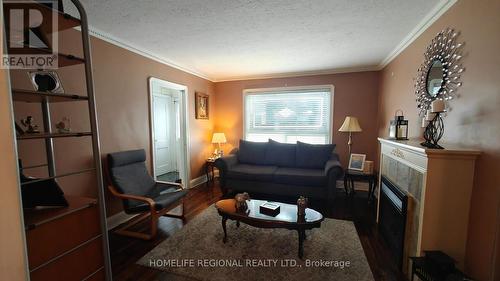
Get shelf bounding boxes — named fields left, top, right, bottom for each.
left=21, top=167, right=96, bottom=186
left=17, top=132, right=92, bottom=140
left=24, top=196, right=97, bottom=230
left=6, top=46, right=85, bottom=68
left=12, top=89, right=88, bottom=103
left=3, top=1, right=81, bottom=34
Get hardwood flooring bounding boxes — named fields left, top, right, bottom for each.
left=109, top=181, right=406, bottom=281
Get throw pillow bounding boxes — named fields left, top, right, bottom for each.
left=265, top=139, right=296, bottom=167
left=295, top=141, right=336, bottom=169
left=237, top=139, right=268, bottom=165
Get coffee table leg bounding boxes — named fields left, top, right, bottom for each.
left=236, top=220, right=240, bottom=228
left=298, top=229, right=305, bottom=259
left=222, top=216, right=228, bottom=243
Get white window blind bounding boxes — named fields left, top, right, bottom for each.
left=244, top=88, right=332, bottom=144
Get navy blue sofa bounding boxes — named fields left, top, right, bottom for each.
left=215, top=140, right=343, bottom=200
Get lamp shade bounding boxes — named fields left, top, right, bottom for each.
left=339, top=116, right=362, bottom=132
left=211, top=133, right=227, bottom=144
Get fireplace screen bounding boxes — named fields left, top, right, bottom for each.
left=379, top=176, right=408, bottom=268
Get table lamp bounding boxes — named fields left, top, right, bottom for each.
left=338, top=116, right=362, bottom=156
left=211, top=132, right=227, bottom=157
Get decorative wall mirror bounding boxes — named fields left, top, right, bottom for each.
left=414, top=28, right=465, bottom=116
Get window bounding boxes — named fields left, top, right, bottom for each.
left=244, top=87, right=332, bottom=144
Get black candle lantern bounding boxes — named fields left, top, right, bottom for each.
left=389, top=110, right=409, bottom=140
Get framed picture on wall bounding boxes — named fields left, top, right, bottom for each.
left=195, top=92, right=209, bottom=119
left=348, top=153, right=366, bottom=171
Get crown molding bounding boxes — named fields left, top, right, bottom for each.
left=379, top=0, right=458, bottom=68
left=85, top=27, right=215, bottom=82
left=213, top=65, right=381, bottom=83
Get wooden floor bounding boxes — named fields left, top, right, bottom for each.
left=109, top=181, right=406, bottom=281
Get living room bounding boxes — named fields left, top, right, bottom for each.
left=0, top=0, right=499, bottom=281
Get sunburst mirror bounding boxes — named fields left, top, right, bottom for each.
left=414, top=28, right=465, bottom=116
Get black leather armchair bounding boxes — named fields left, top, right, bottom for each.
left=106, top=149, right=187, bottom=240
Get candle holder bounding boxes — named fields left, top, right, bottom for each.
left=421, top=112, right=445, bottom=149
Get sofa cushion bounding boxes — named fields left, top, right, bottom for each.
left=295, top=141, right=336, bottom=169
left=237, top=140, right=268, bottom=165
left=226, top=164, right=278, bottom=182
left=273, top=167, right=327, bottom=186
left=265, top=139, right=296, bottom=167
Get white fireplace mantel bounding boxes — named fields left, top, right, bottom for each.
left=377, top=137, right=480, bottom=275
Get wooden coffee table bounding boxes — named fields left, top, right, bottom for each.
left=215, top=199, right=324, bottom=258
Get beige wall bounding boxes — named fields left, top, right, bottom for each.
left=0, top=2, right=29, bottom=278
left=214, top=72, right=380, bottom=166
left=10, top=29, right=216, bottom=216
left=377, top=0, right=500, bottom=279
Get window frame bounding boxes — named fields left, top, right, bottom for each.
left=242, top=85, right=335, bottom=144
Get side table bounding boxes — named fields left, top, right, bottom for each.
left=205, top=159, right=217, bottom=183
left=343, top=169, right=378, bottom=202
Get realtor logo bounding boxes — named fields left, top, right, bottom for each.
left=2, top=0, right=59, bottom=69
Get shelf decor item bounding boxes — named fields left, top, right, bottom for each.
left=389, top=110, right=409, bottom=140
left=18, top=159, right=69, bottom=209
left=414, top=27, right=464, bottom=116
left=20, top=116, right=40, bottom=134
left=195, top=92, right=209, bottom=119
left=421, top=100, right=446, bottom=149
left=28, top=70, right=65, bottom=93
left=55, top=117, right=71, bottom=133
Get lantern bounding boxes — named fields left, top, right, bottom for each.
left=389, top=110, right=409, bottom=140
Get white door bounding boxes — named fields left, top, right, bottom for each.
left=153, top=94, right=174, bottom=175
left=149, top=77, right=190, bottom=187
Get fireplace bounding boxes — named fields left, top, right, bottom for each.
left=379, top=176, right=408, bottom=268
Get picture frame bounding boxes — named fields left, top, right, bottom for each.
left=195, top=92, right=209, bottom=119
left=348, top=153, right=366, bottom=171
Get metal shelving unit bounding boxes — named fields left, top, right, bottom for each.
left=4, top=0, right=112, bottom=280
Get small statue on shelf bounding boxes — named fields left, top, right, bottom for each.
left=20, top=116, right=39, bottom=134
left=235, top=192, right=250, bottom=213
left=55, top=117, right=71, bottom=133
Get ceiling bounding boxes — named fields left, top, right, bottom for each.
left=66, top=0, right=449, bottom=81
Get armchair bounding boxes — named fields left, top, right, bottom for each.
left=106, top=149, right=188, bottom=240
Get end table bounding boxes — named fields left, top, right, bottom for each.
left=343, top=169, right=378, bottom=202
left=205, top=159, right=217, bottom=183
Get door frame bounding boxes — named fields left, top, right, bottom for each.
left=148, top=77, right=191, bottom=187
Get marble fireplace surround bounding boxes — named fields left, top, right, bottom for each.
left=377, top=138, right=480, bottom=275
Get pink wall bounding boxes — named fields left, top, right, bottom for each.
left=377, top=0, right=500, bottom=279
left=214, top=72, right=380, bottom=166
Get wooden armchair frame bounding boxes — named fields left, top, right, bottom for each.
left=105, top=162, right=186, bottom=240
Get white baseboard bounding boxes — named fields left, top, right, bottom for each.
left=189, top=174, right=208, bottom=188
left=107, top=211, right=138, bottom=230
left=189, top=170, right=220, bottom=188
